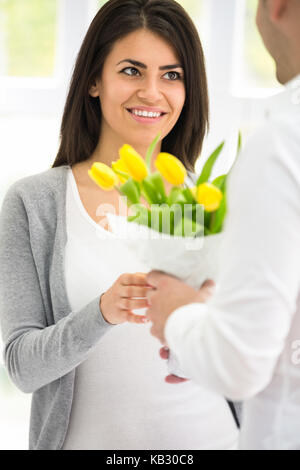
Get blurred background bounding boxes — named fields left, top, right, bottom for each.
left=0, top=0, right=282, bottom=450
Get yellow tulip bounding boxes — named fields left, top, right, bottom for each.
left=155, top=152, right=187, bottom=186
left=112, top=159, right=130, bottom=184
left=119, top=144, right=148, bottom=182
left=88, top=162, right=119, bottom=191
left=196, top=183, right=223, bottom=212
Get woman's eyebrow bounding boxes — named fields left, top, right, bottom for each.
left=116, top=59, right=183, bottom=70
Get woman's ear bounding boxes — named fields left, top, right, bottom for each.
left=89, top=81, right=100, bottom=98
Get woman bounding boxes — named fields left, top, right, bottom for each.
left=0, top=0, right=239, bottom=450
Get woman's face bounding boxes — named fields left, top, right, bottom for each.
left=89, top=28, right=186, bottom=149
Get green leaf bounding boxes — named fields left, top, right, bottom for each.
left=170, top=203, right=204, bottom=238
left=128, top=204, right=151, bottom=228
left=237, top=131, right=242, bottom=156
left=173, top=214, right=204, bottom=238
left=228, top=131, right=243, bottom=175
left=145, top=131, right=162, bottom=172
left=182, top=187, right=196, bottom=204
left=119, top=178, right=141, bottom=205
left=212, top=174, right=227, bottom=193
left=197, top=141, right=225, bottom=185
left=145, top=172, right=167, bottom=203
left=141, top=178, right=161, bottom=205
left=150, top=205, right=170, bottom=234
left=112, top=168, right=130, bottom=181
left=167, top=187, right=186, bottom=205
left=210, top=193, right=227, bottom=234
left=204, top=211, right=211, bottom=228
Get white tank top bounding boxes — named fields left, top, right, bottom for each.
left=62, top=166, right=239, bottom=450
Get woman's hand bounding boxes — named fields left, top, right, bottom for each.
left=100, top=272, right=154, bottom=325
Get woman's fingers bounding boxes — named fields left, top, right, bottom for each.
left=126, top=312, right=149, bottom=324
left=118, top=297, right=150, bottom=310
left=121, top=272, right=152, bottom=287
left=120, top=284, right=153, bottom=298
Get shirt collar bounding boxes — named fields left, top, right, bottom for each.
left=264, top=73, right=300, bottom=120
left=285, top=73, right=300, bottom=105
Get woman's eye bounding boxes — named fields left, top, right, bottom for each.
left=164, top=71, right=182, bottom=81
left=121, top=67, right=140, bottom=76
left=120, top=67, right=182, bottom=81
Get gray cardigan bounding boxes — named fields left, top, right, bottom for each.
left=0, top=165, right=240, bottom=450
left=0, top=165, right=114, bottom=450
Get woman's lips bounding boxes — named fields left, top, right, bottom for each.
left=126, top=108, right=167, bottom=124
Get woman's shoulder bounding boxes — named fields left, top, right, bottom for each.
left=1, top=165, right=70, bottom=218
left=4, top=165, right=69, bottom=201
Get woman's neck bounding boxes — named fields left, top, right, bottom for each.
left=86, top=126, right=162, bottom=174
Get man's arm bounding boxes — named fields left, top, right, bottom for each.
left=165, top=122, right=300, bottom=401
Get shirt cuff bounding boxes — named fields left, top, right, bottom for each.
left=164, top=302, right=209, bottom=373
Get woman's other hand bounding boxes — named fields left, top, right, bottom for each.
left=100, top=272, right=154, bottom=325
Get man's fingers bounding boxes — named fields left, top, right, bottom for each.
left=195, top=279, right=216, bottom=302
left=200, top=279, right=215, bottom=291
left=146, top=270, right=164, bottom=288
left=159, top=347, right=170, bottom=360
left=165, top=374, right=189, bottom=384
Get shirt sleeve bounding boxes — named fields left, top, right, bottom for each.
left=165, top=122, right=300, bottom=402
left=0, top=183, right=114, bottom=394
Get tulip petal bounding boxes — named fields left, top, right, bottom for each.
left=119, top=145, right=148, bottom=182
left=88, top=162, right=118, bottom=191
left=155, top=152, right=187, bottom=186
left=196, top=183, right=223, bottom=212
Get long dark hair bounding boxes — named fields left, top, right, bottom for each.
left=52, top=0, right=209, bottom=172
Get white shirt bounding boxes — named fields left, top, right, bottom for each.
left=165, top=75, right=300, bottom=450
left=62, top=167, right=239, bottom=450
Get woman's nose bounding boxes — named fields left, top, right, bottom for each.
left=136, top=77, right=163, bottom=102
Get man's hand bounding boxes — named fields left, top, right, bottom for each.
left=159, top=347, right=189, bottom=384
left=146, top=271, right=215, bottom=344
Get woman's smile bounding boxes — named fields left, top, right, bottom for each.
left=126, top=106, right=168, bottom=125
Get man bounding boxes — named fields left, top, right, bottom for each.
left=146, top=0, right=300, bottom=450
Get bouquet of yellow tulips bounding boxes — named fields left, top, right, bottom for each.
left=88, top=131, right=241, bottom=287
left=88, top=131, right=240, bottom=238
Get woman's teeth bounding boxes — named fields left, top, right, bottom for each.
left=129, top=109, right=163, bottom=118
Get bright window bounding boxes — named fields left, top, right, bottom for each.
left=233, top=0, right=280, bottom=93
left=0, top=0, right=58, bottom=77
left=98, top=0, right=203, bottom=23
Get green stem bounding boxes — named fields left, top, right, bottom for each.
left=209, top=211, right=216, bottom=232
left=145, top=131, right=162, bottom=172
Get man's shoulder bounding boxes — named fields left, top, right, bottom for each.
left=240, top=116, right=299, bottom=166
